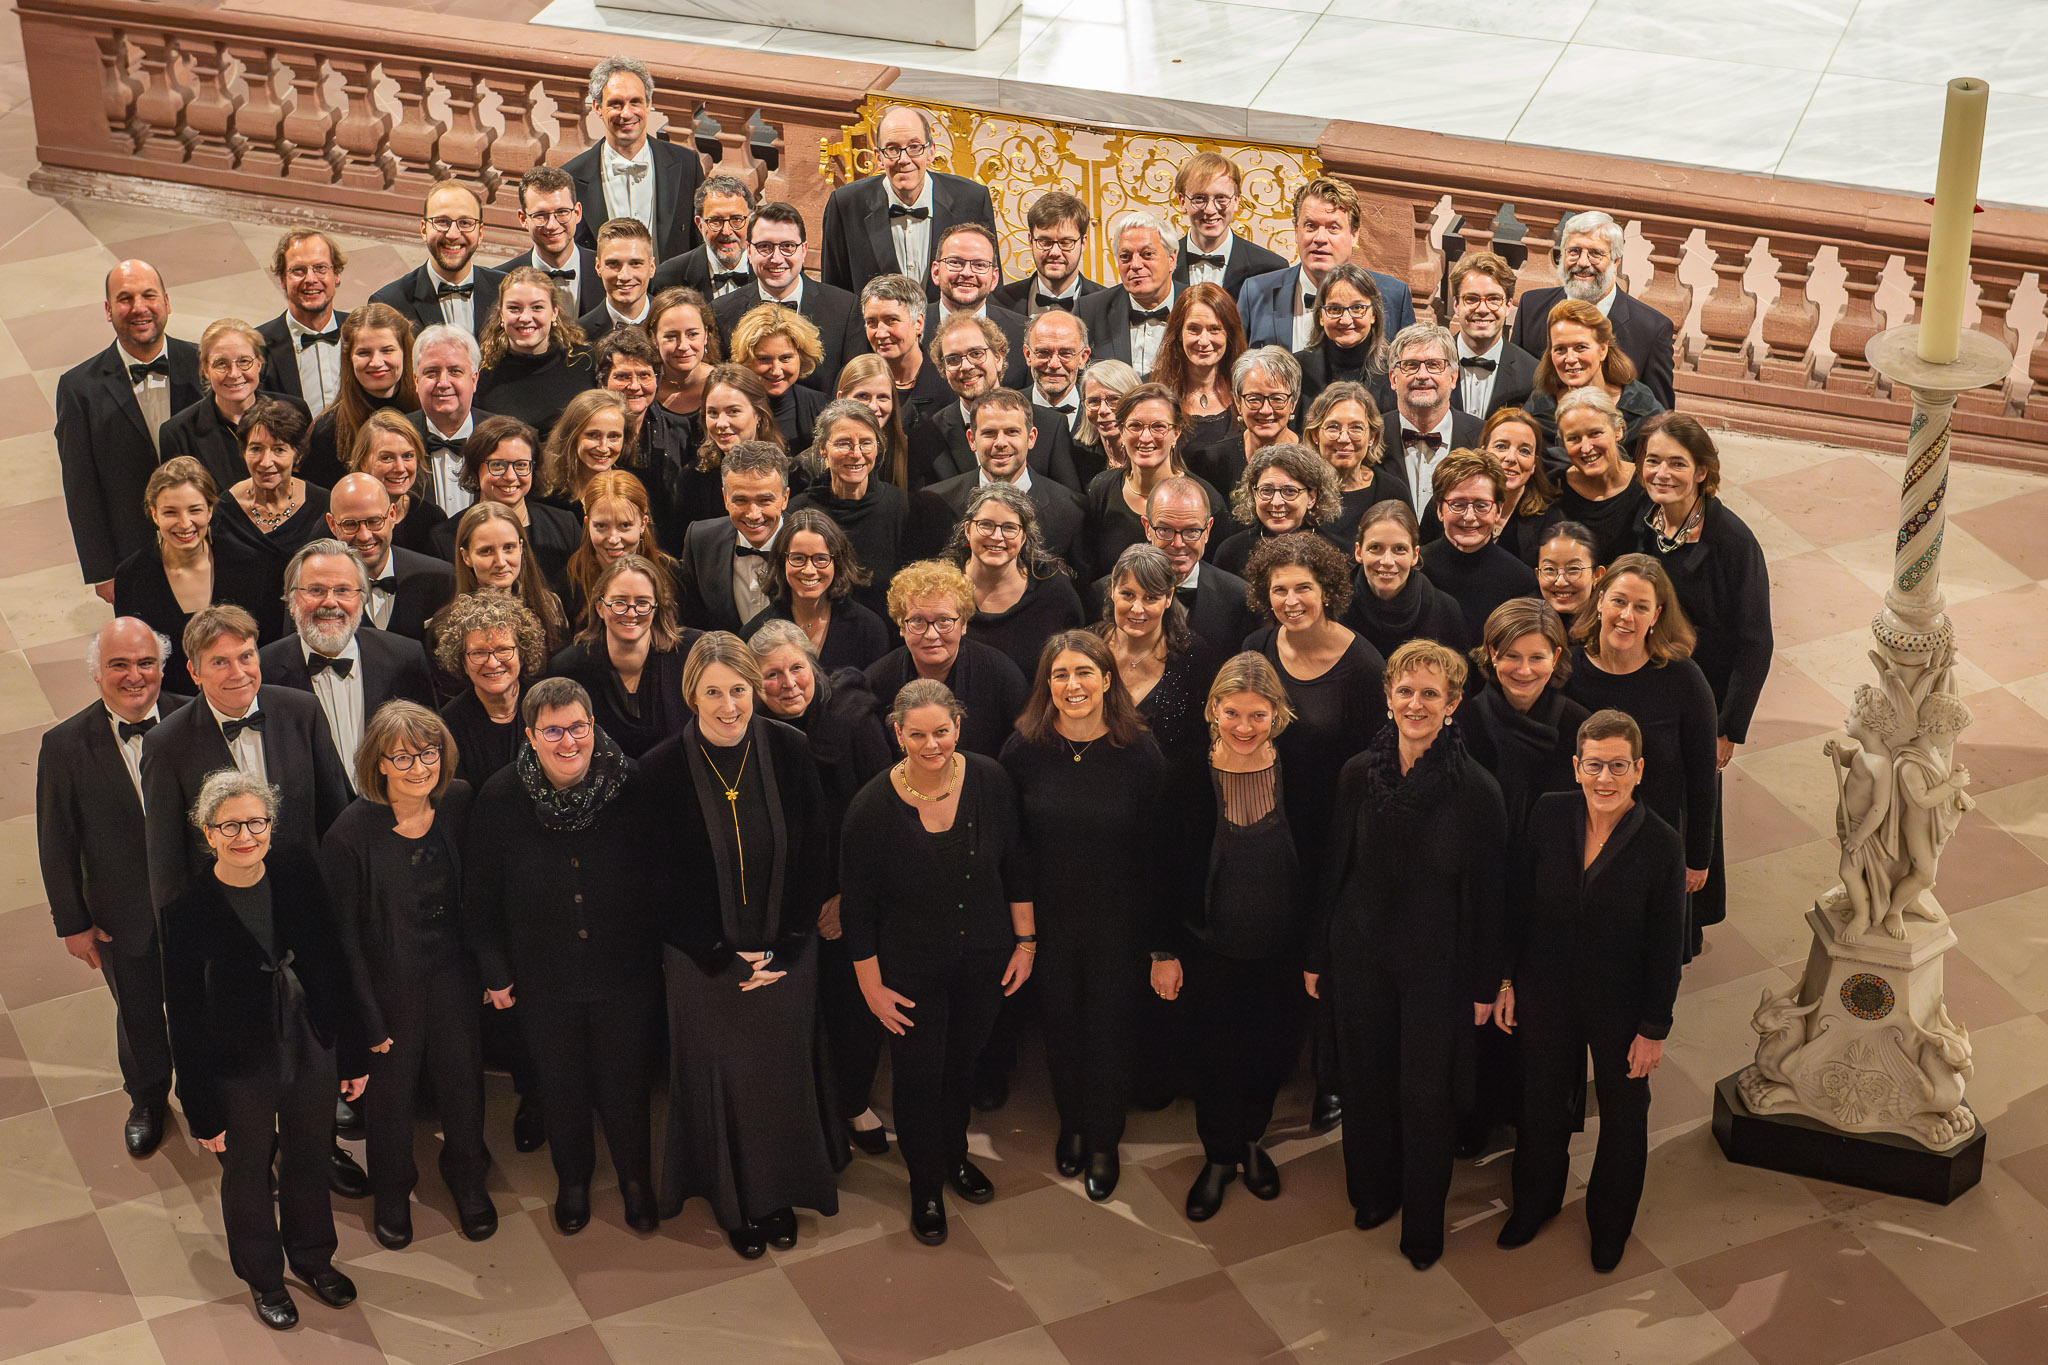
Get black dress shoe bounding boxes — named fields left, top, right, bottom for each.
left=512, top=1094, right=546, bottom=1153
left=1496, top=1210, right=1552, bottom=1250
left=620, top=1180, right=659, bottom=1233
left=328, top=1144, right=369, bottom=1199
left=334, top=1094, right=364, bottom=1138
left=761, top=1206, right=797, bottom=1250
left=947, top=1160, right=995, bottom=1205
left=253, top=1288, right=298, bottom=1330
left=1083, top=1150, right=1119, bottom=1203
left=1241, top=1144, right=1281, bottom=1201
left=456, top=1196, right=499, bottom=1242
left=910, top=1197, right=948, bottom=1245
left=970, top=1067, right=1009, bottom=1113
left=1055, top=1131, right=1085, bottom=1179
left=1408, top=1252, right=1439, bottom=1272
left=726, top=1220, right=767, bottom=1259
left=123, top=1102, right=165, bottom=1157
left=849, top=1123, right=890, bottom=1157
left=1185, top=1162, right=1235, bottom=1222
left=553, top=1183, right=591, bottom=1235
left=293, top=1265, right=358, bottom=1308
left=1310, top=1092, right=1343, bottom=1134
left=1591, top=1242, right=1626, bottom=1273
left=373, top=1206, right=413, bottom=1250
left=1354, top=1202, right=1398, bottom=1231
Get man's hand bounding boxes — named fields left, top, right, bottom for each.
left=1627, top=1035, right=1665, bottom=1079
left=64, top=926, right=113, bottom=970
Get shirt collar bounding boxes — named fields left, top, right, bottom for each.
left=285, top=311, right=335, bottom=338
left=760, top=276, right=803, bottom=307
left=300, top=634, right=362, bottom=667
left=208, top=692, right=261, bottom=728
left=608, top=298, right=652, bottom=325
left=1594, top=286, right=1618, bottom=318
left=885, top=177, right=934, bottom=214
left=602, top=138, right=652, bottom=172
left=109, top=702, right=162, bottom=735
left=1457, top=334, right=1502, bottom=362
left=1031, top=385, right=1075, bottom=412
left=426, top=411, right=474, bottom=441
left=980, top=466, right=1033, bottom=492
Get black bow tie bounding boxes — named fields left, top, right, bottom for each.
left=1176, top=585, right=1199, bottom=605
left=436, top=282, right=474, bottom=300
left=1302, top=292, right=1316, bottom=311
left=306, top=653, right=355, bottom=679
left=543, top=268, right=576, bottom=282
left=368, top=575, right=398, bottom=594
left=220, top=711, right=267, bottom=742
left=712, top=270, right=748, bottom=289
left=424, top=433, right=463, bottom=454
left=117, top=717, right=157, bottom=741
left=1459, top=355, right=1497, bottom=373
left=297, top=328, right=340, bottom=351
left=1186, top=252, right=1226, bottom=268
left=1131, top=307, right=1171, bottom=325
left=734, top=541, right=773, bottom=559
left=1402, top=428, right=1444, bottom=450
left=127, top=356, right=170, bottom=383
left=1035, top=294, right=1075, bottom=312
left=888, top=204, right=930, bottom=222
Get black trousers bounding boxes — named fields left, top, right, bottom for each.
left=367, top=958, right=491, bottom=1213
left=884, top=949, right=1010, bottom=1203
left=1038, top=919, right=1141, bottom=1152
left=101, top=938, right=173, bottom=1105
left=820, top=936, right=885, bottom=1121
left=1182, top=943, right=1303, bottom=1164
left=519, top=988, right=657, bottom=1192
left=1513, top=1000, right=1651, bottom=1257
left=214, top=1021, right=339, bottom=1294
left=1330, top=956, right=1467, bottom=1262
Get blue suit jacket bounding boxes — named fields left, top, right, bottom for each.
left=1237, top=264, right=1416, bottom=351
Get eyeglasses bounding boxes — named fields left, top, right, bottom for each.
left=293, top=584, right=363, bottom=602
left=942, top=347, right=993, bottom=369
left=1538, top=564, right=1589, bottom=583
left=750, top=240, right=803, bottom=257
left=902, top=615, right=961, bottom=636
left=784, top=552, right=836, bottom=570
left=523, top=208, right=577, bottom=225
left=969, top=519, right=1024, bottom=541
left=426, top=216, right=482, bottom=234
left=600, top=596, right=657, bottom=617
left=1255, top=484, right=1305, bottom=503
left=1147, top=522, right=1209, bottom=545
left=1319, top=302, right=1374, bottom=320
left=1457, top=292, right=1507, bottom=311
left=1577, top=757, right=1636, bottom=777
left=1393, top=358, right=1452, bottom=375
left=1563, top=246, right=1612, bottom=265
left=701, top=213, right=748, bottom=230
left=1182, top=194, right=1238, bottom=210
left=464, top=644, right=519, bottom=665
left=332, top=514, right=391, bottom=536
left=877, top=142, right=931, bottom=162
left=207, top=817, right=272, bottom=837
left=936, top=256, right=996, bottom=275
left=206, top=356, right=258, bottom=374
left=1122, top=421, right=1174, bottom=438
left=1239, top=393, right=1292, bottom=411
left=1031, top=235, right=1081, bottom=253
left=1029, top=347, right=1083, bottom=364
left=826, top=437, right=877, bottom=456
left=1319, top=421, right=1371, bottom=442
left=383, top=746, right=442, bottom=771
left=535, top=720, right=593, bottom=743
left=1443, top=498, right=1497, bottom=517
left=484, top=458, right=534, bottom=477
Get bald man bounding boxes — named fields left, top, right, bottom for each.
left=326, top=474, right=454, bottom=644
left=36, top=619, right=187, bottom=1154
left=369, top=180, right=504, bottom=333
left=55, top=261, right=203, bottom=596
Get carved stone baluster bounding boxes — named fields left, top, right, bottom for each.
left=1693, top=228, right=1760, bottom=379
left=1353, top=191, right=1430, bottom=323
left=1511, top=204, right=1564, bottom=299
left=433, top=73, right=491, bottom=184
left=1826, top=245, right=1891, bottom=396
left=2026, top=319, right=2048, bottom=423
left=545, top=75, right=594, bottom=165
left=235, top=48, right=289, bottom=178
left=1449, top=197, right=1501, bottom=257
left=281, top=55, right=344, bottom=183
left=101, top=34, right=145, bottom=149
left=1635, top=218, right=1697, bottom=375
left=485, top=77, right=554, bottom=203
left=381, top=61, right=444, bottom=197
left=180, top=39, right=244, bottom=171
left=135, top=35, right=197, bottom=164
left=1958, top=261, right=2023, bottom=417
left=332, top=58, right=394, bottom=191
left=1757, top=233, right=1824, bottom=389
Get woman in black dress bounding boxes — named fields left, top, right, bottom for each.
left=465, top=677, right=661, bottom=1236
left=432, top=416, right=582, bottom=593
left=653, top=287, right=719, bottom=432
left=1552, top=387, right=1651, bottom=568
left=442, top=501, right=572, bottom=658
left=865, top=560, right=1031, bottom=760
left=1000, top=631, right=1166, bottom=1201
left=1096, top=543, right=1221, bottom=784
left=1292, top=263, right=1396, bottom=415
left=436, top=593, right=546, bottom=788
left=644, top=634, right=840, bottom=1257
left=1484, top=407, right=1564, bottom=565
left=161, top=317, right=305, bottom=491
left=685, top=364, right=790, bottom=527
left=546, top=554, right=696, bottom=759
left=792, top=399, right=913, bottom=614
left=322, top=702, right=495, bottom=1250
left=1185, top=347, right=1299, bottom=496
left=534, top=390, right=631, bottom=518
left=1563, top=555, right=1718, bottom=958
left=561, top=469, right=678, bottom=630
left=1523, top=297, right=1665, bottom=459
left=1215, top=443, right=1342, bottom=579
left=1312, top=639, right=1506, bottom=1270
left=1339, top=499, right=1463, bottom=661
left=347, top=409, right=446, bottom=556
left=1535, top=520, right=1602, bottom=623
left=1305, top=381, right=1411, bottom=552
left=1418, top=449, right=1540, bottom=646
left=840, top=679, right=1037, bottom=1246
left=1155, top=653, right=1307, bottom=1221
left=475, top=266, right=597, bottom=440
left=757, top=506, right=891, bottom=670
left=1496, top=709, right=1685, bottom=1271
left=730, top=303, right=828, bottom=456
left=209, top=399, right=332, bottom=573
left=162, top=771, right=368, bottom=1330
left=117, top=458, right=282, bottom=690
left=1151, top=282, right=1248, bottom=457
left=950, top=483, right=1085, bottom=679
left=1079, top=383, right=1225, bottom=584
left=305, top=303, right=413, bottom=488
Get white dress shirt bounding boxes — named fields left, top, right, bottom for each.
left=363, top=547, right=398, bottom=630
left=422, top=412, right=474, bottom=514
left=1399, top=410, right=1457, bottom=517
left=606, top=298, right=652, bottom=329
left=733, top=519, right=782, bottom=625
left=886, top=177, right=935, bottom=282
left=533, top=249, right=583, bottom=304
left=108, top=704, right=160, bottom=807
left=1025, top=273, right=1084, bottom=318
left=1457, top=335, right=1503, bottom=416
left=286, top=312, right=343, bottom=411
left=1031, top=385, right=1080, bottom=432
left=704, top=245, right=750, bottom=296
left=1290, top=270, right=1320, bottom=352
left=978, top=466, right=1034, bottom=493
left=128, top=339, right=172, bottom=451
left=208, top=694, right=268, bottom=785
left=435, top=268, right=477, bottom=333
left=303, top=636, right=365, bottom=791
left=1129, top=290, right=1174, bottom=379
left=760, top=277, right=805, bottom=310
left=601, top=139, right=657, bottom=237
left=1594, top=285, right=1617, bottom=319
left=1184, top=235, right=1234, bottom=290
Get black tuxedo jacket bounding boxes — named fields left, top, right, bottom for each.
left=564, top=135, right=703, bottom=262
left=55, top=339, right=204, bottom=582
left=990, top=272, right=1107, bottom=315
left=926, top=471, right=1086, bottom=565
left=1452, top=339, right=1538, bottom=418
left=159, top=391, right=309, bottom=493
left=368, top=264, right=505, bottom=336
left=256, top=310, right=348, bottom=403
left=1175, top=232, right=1287, bottom=300
left=37, top=695, right=191, bottom=950
left=909, top=400, right=1082, bottom=493
left=371, top=546, right=458, bottom=643
left=819, top=171, right=997, bottom=299
left=1510, top=286, right=1676, bottom=410
left=578, top=302, right=651, bottom=344
left=713, top=279, right=869, bottom=395
left=675, top=517, right=772, bottom=635
left=500, top=246, right=606, bottom=316
left=1072, top=286, right=1172, bottom=372
left=651, top=244, right=751, bottom=298
left=1086, top=561, right=1255, bottom=658
left=1376, top=408, right=1486, bottom=482
left=259, top=628, right=438, bottom=734
left=141, top=685, right=351, bottom=911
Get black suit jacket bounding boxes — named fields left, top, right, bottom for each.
left=259, top=629, right=439, bottom=767
left=37, top=696, right=191, bottom=950
left=1451, top=339, right=1538, bottom=418
left=577, top=301, right=650, bottom=344
left=712, top=279, right=869, bottom=395
left=1175, top=232, right=1287, bottom=300
left=368, top=264, right=505, bottom=336
left=500, top=246, right=606, bottom=316
left=55, top=339, right=204, bottom=582
left=651, top=244, right=751, bottom=298
left=819, top=171, right=997, bottom=299
left=371, top=546, right=458, bottom=643
left=927, top=471, right=1086, bottom=565
left=140, top=686, right=352, bottom=911
left=1510, top=286, right=1676, bottom=410
left=1085, top=560, right=1255, bottom=659
left=1072, top=286, right=1172, bottom=372
left=256, top=310, right=348, bottom=403
left=159, top=391, right=310, bottom=493
left=909, top=400, right=1082, bottom=493
left=990, top=273, right=1106, bottom=314
left=1377, top=408, right=1486, bottom=499
left=675, top=517, right=770, bottom=635
left=564, top=136, right=703, bottom=262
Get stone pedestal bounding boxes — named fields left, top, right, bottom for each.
left=605, top=0, right=1020, bottom=48
left=1713, top=1077, right=1984, bottom=1204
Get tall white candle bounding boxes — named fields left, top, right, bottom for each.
left=1919, top=77, right=1990, bottom=365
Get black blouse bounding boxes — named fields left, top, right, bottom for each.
left=770, top=385, right=828, bottom=455
left=999, top=729, right=1167, bottom=941
left=439, top=688, right=524, bottom=788
left=1247, top=625, right=1387, bottom=901
left=1133, top=635, right=1224, bottom=785
left=1563, top=647, right=1718, bottom=872
left=475, top=345, right=598, bottom=441
left=1293, top=340, right=1395, bottom=414
left=749, top=597, right=892, bottom=672
left=114, top=531, right=286, bottom=691
left=776, top=667, right=895, bottom=831
left=966, top=571, right=1086, bottom=681
left=213, top=482, right=333, bottom=567
left=160, top=391, right=309, bottom=492
left=1554, top=478, right=1652, bottom=569
left=1460, top=680, right=1590, bottom=844
left=1419, top=538, right=1540, bottom=648
left=546, top=636, right=697, bottom=759
left=788, top=481, right=913, bottom=616
left=1640, top=498, right=1773, bottom=744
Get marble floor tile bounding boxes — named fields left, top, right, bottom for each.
left=1726, top=736, right=1839, bottom=845
left=1677, top=926, right=1776, bottom=998
left=1720, top=763, right=1823, bottom=865
left=1741, top=456, right=1904, bottom=550
left=464, top=1324, right=614, bottom=1365
left=349, top=1213, right=592, bottom=1364
left=94, top=1180, right=244, bottom=1321
left=781, top=1222, right=1039, bottom=1365
left=1498, top=1268, right=1756, bottom=1365
left=1252, top=18, right=1560, bottom=140
left=50, top=1088, right=219, bottom=1211
left=146, top=1294, right=387, bottom=1365
left=1627, top=1126, right=1831, bottom=1268
left=1575, top=0, right=1855, bottom=72
left=0, top=1011, right=45, bottom=1122
left=3, top=1321, right=169, bottom=1365
left=1950, top=887, right=2048, bottom=1011
left=1954, top=487, right=2048, bottom=582
left=535, top=1193, right=760, bottom=1320
left=1845, top=1328, right=2003, bottom=1365
left=0, top=1107, right=95, bottom=1240
left=0, top=564, right=112, bottom=655
left=1944, top=585, right=2048, bottom=684
left=1836, top=1164, right=2048, bottom=1327
left=1829, top=0, right=2048, bottom=97
left=1043, top=1269, right=1290, bottom=1365
left=1152, top=1140, right=1356, bottom=1269
left=1512, top=49, right=1817, bottom=174
left=1954, top=687, right=2048, bottom=794
left=1938, top=945, right=2032, bottom=1032
left=0, top=371, right=55, bottom=444
left=1937, top=1013, right=2048, bottom=1154
left=1007, top=0, right=1317, bottom=111
left=1827, top=521, right=2033, bottom=608
left=913, top=1325, right=1073, bottom=1363
left=7, top=983, right=121, bottom=1108
left=1227, top=1226, right=1492, bottom=1365
left=594, top=1269, right=839, bottom=1365
left=1738, top=662, right=1848, bottom=753
left=1439, top=1210, right=1662, bottom=1323
left=0, top=902, right=97, bottom=1013
left=0, top=1210, right=140, bottom=1358
left=1951, top=1293, right=2048, bottom=1364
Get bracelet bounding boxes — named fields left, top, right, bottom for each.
left=1017, top=942, right=1038, bottom=954
left=1015, top=934, right=1037, bottom=943
left=1498, top=979, right=1513, bottom=992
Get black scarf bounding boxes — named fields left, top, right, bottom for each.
left=1362, top=715, right=1466, bottom=819
left=684, top=717, right=790, bottom=946
left=1352, top=570, right=1429, bottom=653
left=516, top=725, right=630, bottom=832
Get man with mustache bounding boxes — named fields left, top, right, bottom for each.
left=1509, top=210, right=1676, bottom=409
left=370, top=180, right=504, bottom=334
left=257, top=231, right=349, bottom=409
left=1377, top=324, right=1483, bottom=523
left=652, top=174, right=757, bottom=299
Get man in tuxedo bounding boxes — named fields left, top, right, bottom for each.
left=504, top=165, right=604, bottom=318
left=676, top=442, right=790, bottom=634
left=564, top=55, right=703, bottom=264
left=1172, top=152, right=1286, bottom=298
left=1510, top=210, right=1675, bottom=408
left=711, top=201, right=866, bottom=395
left=328, top=475, right=456, bottom=645
left=911, top=315, right=1081, bottom=492
left=1381, top=324, right=1483, bottom=519
left=57, top=259, right=203, bottom=597
left=409, top=325, right=490, bottom=515
left=1073, top=210, right=1180, bottom=378
left=991, top=191, right=1103, bottom=317
left=861, top=274, right=953, bottom=425
left=1087, top=476, right=1252, bottom=655
left=369, top=180, right=503, bottom=334
left=930, top=221, right=1029, bottom=389
left=650, top=174, right=755, bottom=298
left=1449, top=251, right=1535, bottom=418
left=257, top=230, right=348, bottom=410
left=927, top=390, right=1086, bottom=564
left=261, top=540, right=437, bottom=788
left=37, top=618, right=182, bottom=1155
left=1024, top=309, right=1090, bottom=439
left=579, top=218, right=656, bottom=341
left=1238, top=178, right=1416, bottom=352
left=820, top=104, right=997, bottom=299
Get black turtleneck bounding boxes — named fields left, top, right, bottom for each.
left=1340, top=568, right=1466, bottom=660
left=476, top=344, right=597, bottom=441
left=1419, top=538, right=1538, bottom=648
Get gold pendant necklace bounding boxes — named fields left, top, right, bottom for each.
left=1064, top=736, right=1097, bottom=763
left=700, top=741, right=752, bottom=904
left=897, top=754, right=959, bottom=801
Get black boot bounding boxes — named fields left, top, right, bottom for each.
left=553, top=1182, right=591, bottom=1235
left=1055, top=1131, right=1085, bottom=1179
left=1185, top=1163, right=1235, bottom=1222
left=1241, top=1144, right=1281, bottom=1200
left=1082, top=1150, right=1119, bottom=1203
left=620, top=1179, right=659, bottom=1233
left=947, top=1160, right=995, bottom=1204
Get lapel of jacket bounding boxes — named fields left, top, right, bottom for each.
left=83, top=701, right=147, bottom=819
left=862, top=177, right=898, bottom=281
left=654, top=140, right=687, bottom=254
left=96, top=345, right=155, bottom=444
left=1582, top=799, right=1645, bottom=893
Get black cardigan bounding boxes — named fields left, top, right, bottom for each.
left=160, top=391, right=309, bottom=493
left=114, top=531, right=286, bottom=691
left=1420, top=538, right=1540, bottom=648
left=776, top=667, right=895, bottom=830
left=1564, top=648, right=1718, bottom=873
left=161, top=847, right=371, bottom=1140
left=865, top=639, right=1030, bottom=760
left=749, top=597, right=893, bottom=673
left=1554, top=478, right=1652, bottom=570
left=1508, top=794, right=1686, bottom=1040
left=475, top=344, right=598, bottom=441
left=1640, top=498, right=1773, bottom=744
left=439, top=688, right=524, bottom=788
left=788, top=481, right=913, bottom=617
